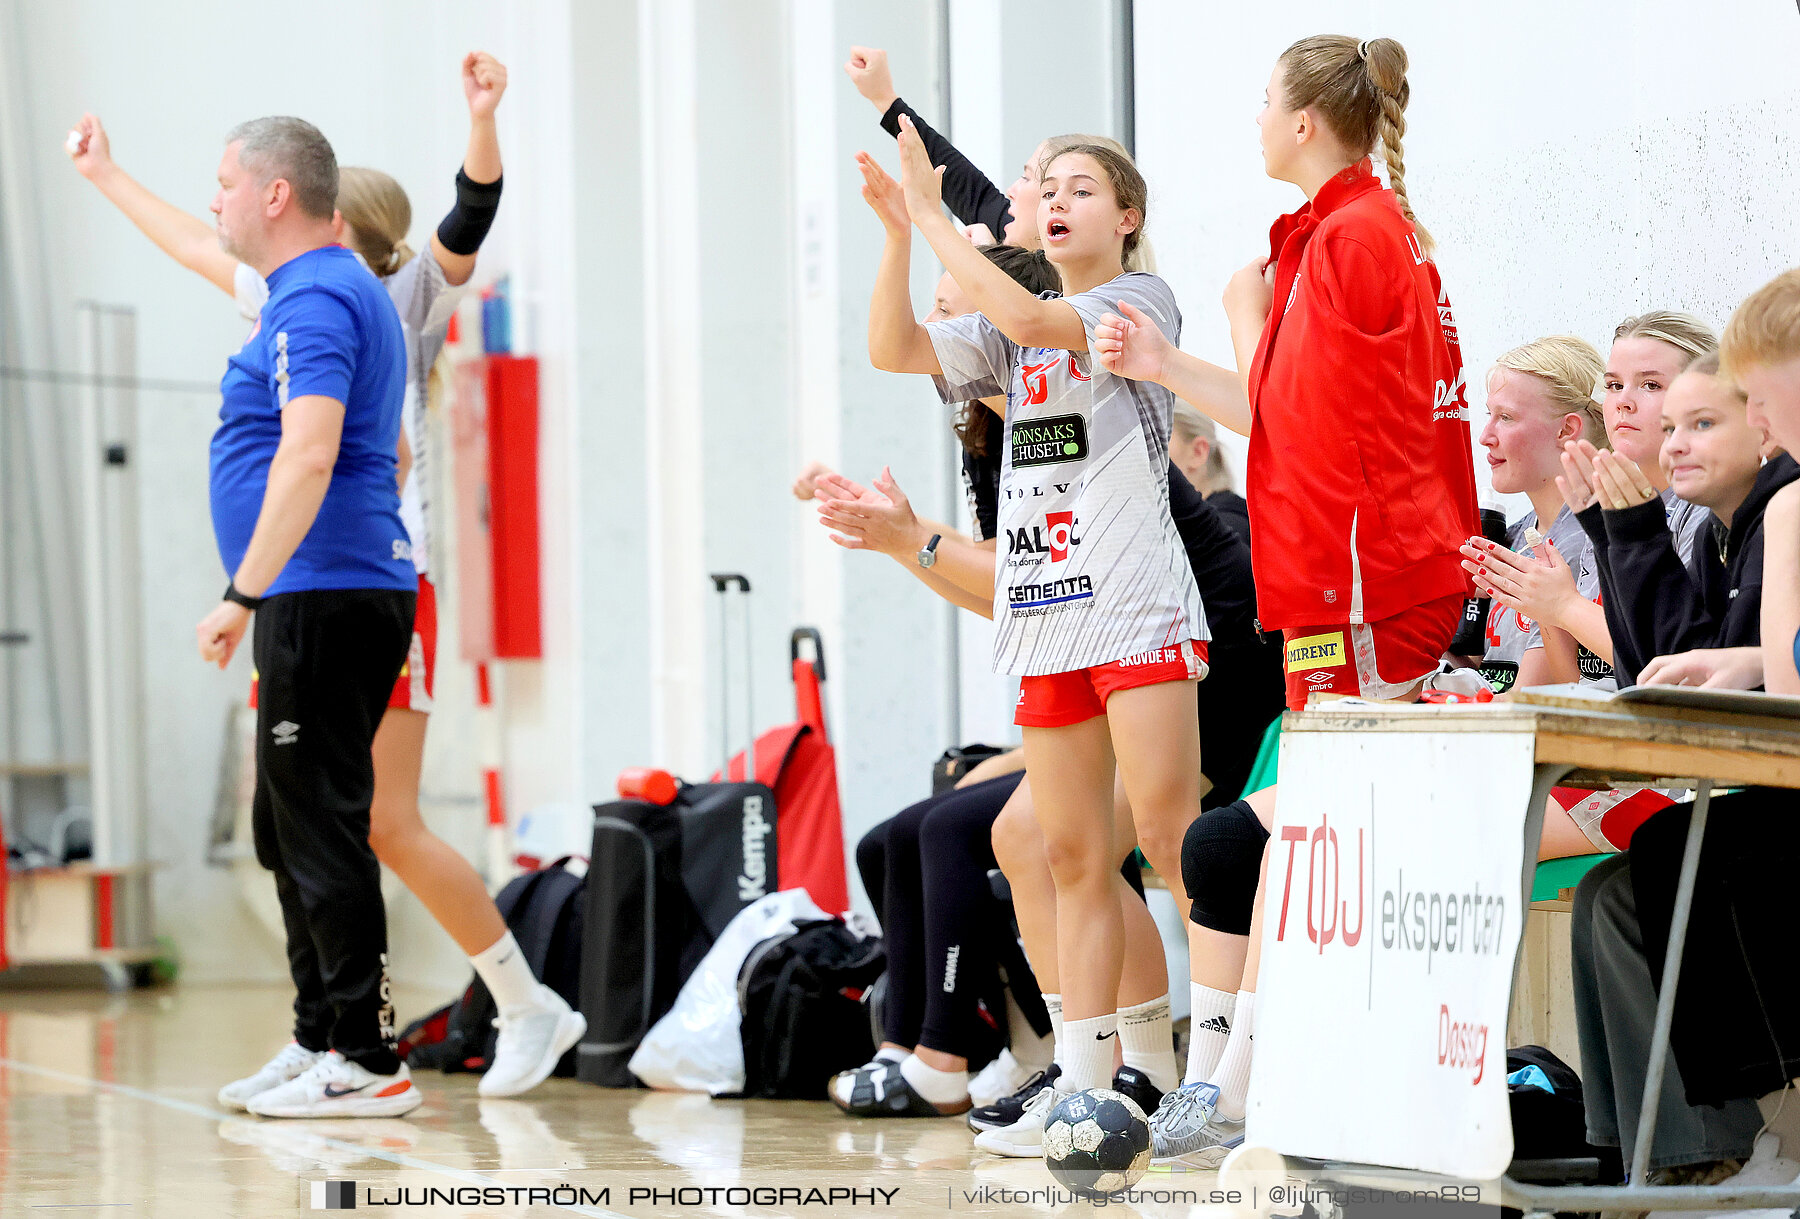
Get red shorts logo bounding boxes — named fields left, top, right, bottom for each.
left=1046, top=511, right=1077, bottom=562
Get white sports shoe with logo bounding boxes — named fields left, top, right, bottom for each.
left=217, top=1041, right=325, bottom=1112
left=972, top=1081, right=1070, bottom=1157
left=479, top=985, right=588, bottom=1098
left=246, top=1051, right=423, bottom=1118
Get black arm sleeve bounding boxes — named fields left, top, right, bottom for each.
left=435, top=169, right=503, bottom=257
left=880, top=97, right=1014, bottom=239
left=1602, top=498, right=1716, bottom=682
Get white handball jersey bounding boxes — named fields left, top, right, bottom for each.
left=236, top=252, right=462, bottom=578
left=927, top=271, right=1208, bottom=677
left=1479, top=506, right=1614, bottom=693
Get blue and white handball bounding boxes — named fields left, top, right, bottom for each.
left=1042, top=1087, right=1152, bottom=1198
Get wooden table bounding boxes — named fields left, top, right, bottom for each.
left=1274, top=685, right=1800, bottom=1215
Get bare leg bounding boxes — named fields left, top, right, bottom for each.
left=991, top=778, right=1058, bottom=993
left=1540, top=800, right=1599, bottom=860
left=992, top=774, right=1163, bottom=1004
left=367, top=708, right=507, bottom=954
left=1105, top=682, right=1215, bottom=998
left=1022, top=719, right=1122, bottom=1024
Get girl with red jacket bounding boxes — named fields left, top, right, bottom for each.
left=1097, top=35, right=1478, bottom=709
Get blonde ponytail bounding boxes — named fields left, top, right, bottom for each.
left=1279, top=34, right=1434, bottom=254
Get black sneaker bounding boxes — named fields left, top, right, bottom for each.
left=1111, top=1064, right=1165, bottom=1118
left=967, top=1062, right=1060, bottom=1133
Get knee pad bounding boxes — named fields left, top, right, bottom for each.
left=1183, top=799, right=1269, bottom=935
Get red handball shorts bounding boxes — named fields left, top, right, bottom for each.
left=1281, top=593, right=1465, bottom=711
left=1015, top=639, right=1209, bottom=728
left=251, top=574, right=436, bottom=714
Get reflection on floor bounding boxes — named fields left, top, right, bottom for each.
left=0, top=985, right=1235, bottom=1217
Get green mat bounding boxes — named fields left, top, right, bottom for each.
left=1234, top=714, right=1610, bottom=903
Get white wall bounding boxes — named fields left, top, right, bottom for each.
left=1135, top=1, right=1800, bottom=501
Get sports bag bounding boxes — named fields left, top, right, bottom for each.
left=736, top=918, right=885, bottom=1099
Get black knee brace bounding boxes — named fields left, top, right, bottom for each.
left=1183, top=799, right=1269, bottom=935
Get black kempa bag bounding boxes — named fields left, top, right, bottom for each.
left=577, top=782, right=777, bottom=1086
left=577, top=573, right=779, bottom=1088
left=737, top=918, right=885, bottom=1099
left=403, top=857, right=586, bottom=1075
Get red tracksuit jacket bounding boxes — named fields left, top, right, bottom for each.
left=1245, top=159, right=1478, bottom=632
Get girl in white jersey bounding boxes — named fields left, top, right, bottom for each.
left=68, top=54, right=585, bottom=1101
left=1459, top=336, right=1675, bottom=856
left=865, top=122, right=1209, bottom=1107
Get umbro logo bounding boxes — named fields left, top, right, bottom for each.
left=1305, top=672, right=1334, bottom=684
left=272, top=721, right=300, bottom=746
left=1193, top=1015, right=1232, bottom=1035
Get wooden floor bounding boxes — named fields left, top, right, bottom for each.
left=0, top=984, right=1235, bottom=1217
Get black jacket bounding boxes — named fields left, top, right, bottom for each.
left=1579, top=454, right=1800, bottom=685
left=880, top=98, right=1014, bottom=240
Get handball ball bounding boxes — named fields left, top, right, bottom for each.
left=1042, top=1087, right=1152, bottom=1199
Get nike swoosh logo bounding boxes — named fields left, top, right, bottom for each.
left=496, top=951, right=516, bottom=966
left=1096, top=1030, right=1119, bottom=1041
left=322, top=1083, right=368, bottom=1098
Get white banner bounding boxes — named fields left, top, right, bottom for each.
left=1246, top=728, right=1537, bottom=1179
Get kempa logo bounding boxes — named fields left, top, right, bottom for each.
left=272, top=720, right=300, bottom=746
left=1010, top=413, right=1088, bottom=468
left=311, top=1180, right=355, bottom=1210
left=738, top=795, right=772, bottom=901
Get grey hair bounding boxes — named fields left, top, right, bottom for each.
left=225, top=116, right=338, bottom=221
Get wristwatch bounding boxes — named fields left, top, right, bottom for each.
left=223, top=581, right=265, bottom=611
left=916, top=534, right=943, bottom=569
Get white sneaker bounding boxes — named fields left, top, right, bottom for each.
left=1645, top=1135, right=1800, bottom=1219
left=247, top=1051, right=423, bottom=1118
left=970, top=1049, right=1040, bottom=1109
left=972, top=1081, right=1069, bottom=1158
left=217, top=1042, right=325, bottom=1112
left=478, top=985, right=588, bottom=1098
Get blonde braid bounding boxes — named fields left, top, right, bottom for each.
left=1362, top=38, right=1433, bottom=256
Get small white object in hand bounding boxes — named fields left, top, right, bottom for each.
left=1523, top=526, right=1545, bottom=549
left=65, top=129, right=84, bottom=156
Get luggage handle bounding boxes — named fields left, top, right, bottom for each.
left=709, top=572, right=756, bottom=782
left=789, top=627, right=826, bottom=683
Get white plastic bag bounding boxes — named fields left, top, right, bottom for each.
left=629, top=888, right=829, bottom=1094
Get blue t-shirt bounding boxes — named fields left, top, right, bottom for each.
left=209, top=245, right=415, bottom=595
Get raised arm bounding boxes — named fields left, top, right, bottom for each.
left=858, top=154, right=940, bottom=374
left=845, top=46, right=1015, bottom=239
left=429, top=52, right=507, bottom=287
left=895, top=118, right=1085, bottom=352
left=68, top=114, right=238, bottom=296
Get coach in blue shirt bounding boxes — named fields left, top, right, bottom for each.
left=195, top=116, right=424, bottom=1119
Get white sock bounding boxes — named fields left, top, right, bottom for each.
left=1061, top=1013, right=1118, bottom=1093
left=1005, top=992, right=1053, bottom=1070
left=1044, top=992, right=1065, bottom=1071
left=874, top=1046, right=907, bottom=1066
left=469, top=930, right=540, bottom=1012
left=1213, top=991, right=1257, bottom=1121
left=900, top=1053, right=969, bottom=1107
left=1186, top=982, right=1236, bottom=1085
left=1117, top=994, right=1179, bottom=1093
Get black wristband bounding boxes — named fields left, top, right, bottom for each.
left=224, top=581, right=264, bottom=611
left=436, top=168, right=503, bottom=256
